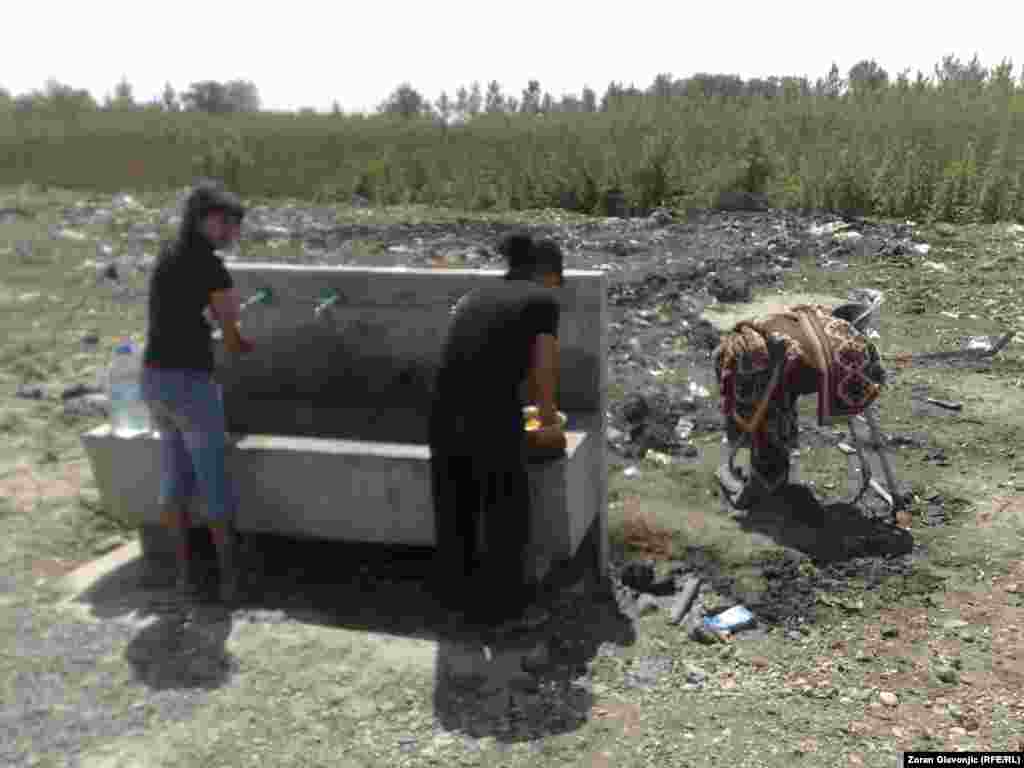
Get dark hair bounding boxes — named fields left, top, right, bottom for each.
left=529, top=238, right=564, bottom=279
left=501, top=232, right=564, bottom=282
left=499, top=232, right=534, bottom=279
left=178, top=181, right=245, bottom=245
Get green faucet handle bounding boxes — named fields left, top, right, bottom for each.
left=240, top=287, right=274, bottom=312
left=314, top=288, right=341, bottom=316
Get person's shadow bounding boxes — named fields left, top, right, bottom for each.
left=735, top=483, right=914, bottom=563
left=74, top=531, right=237, bottom=691
left=431, top=588, right=635, bottom=744
left=72, top=524, right=637, bottom=741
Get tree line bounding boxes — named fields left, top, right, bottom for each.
left=3, top=56, right=1016, bottom=120
left=1, top=56, right=1022, bottom=223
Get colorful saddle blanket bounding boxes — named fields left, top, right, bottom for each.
left=713, top=304, right=886, bottom=431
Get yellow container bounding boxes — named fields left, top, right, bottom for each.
left=522, top=405, right=567, bottom=432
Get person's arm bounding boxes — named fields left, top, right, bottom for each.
left=527, top=332, right=567, bottom=454
left=530, top=333, right=561, bottom=426
left=209, top=289, right=252, bottom=355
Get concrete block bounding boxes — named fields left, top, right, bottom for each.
left=81, top=421, right=598, bottom=563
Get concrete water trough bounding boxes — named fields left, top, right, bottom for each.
left=81, top=264, right=610, bottom=586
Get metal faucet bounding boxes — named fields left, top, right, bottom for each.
left=240, top=287, right=274, bottom=313
left=213, top=287, right=273, bottom=341
left=314, top=288, right=340, bottom=318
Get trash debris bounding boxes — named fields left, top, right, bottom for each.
left=54, top=228, right=87, bottom=241
left=0, top=206, right=31, bottom=223
left=646, top=450, right=673, bottom=466
left=16, top=384, right=46, bottom=400
left=837, top=442, right=857, bottom=455
left=623, top=466, right=641, bottom=478
left=940, top=311, right=960, bottom=320
left=619, top=560, right=655, bottom=592
left=913, top=243, right=932, bottom=255
left=675, top=418, right=695, bottom=441
left=703, top=605, right=756, bottom=635
left=965, top=336, right=993, bottom=352
left=808, top=222, right=848, bottom=237
left=688, top=381, right=710, bottom=399
left=925, top=398, right=963, bottom=411
left=668, top=576, right=702, bottom=625
left=988, top=332, right=1014, bottom=356
left=923, top=260, right=949, bottom=272
left=689, top=621, right=724, bottom=645
left=636, top=594, right=661, bottom=615
left=870, top=479, right=894, bottom=508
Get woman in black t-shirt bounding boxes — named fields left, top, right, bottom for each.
left=428, top=233, right=567, bottom=631
left=140, top=183, right=255, bottom=604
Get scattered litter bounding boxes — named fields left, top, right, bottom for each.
left=623, top=466, right=641, bottom=478
left=939, top=311, right=960, bottom=320
left=965, top=336, right=993, bottom=352
left=483, top=645, right=493, bottom=662
left=689, top=623, right=726, bottom=645
left=913, top=243, right=932, bottom=255
left=54, top=228, right=87, bottom=241
left=668, top=576, right=702, bottom=625
left=675, top=418, right=695, bottom=441
left=703, top=605, right=756, bottom=635
left=646, top=450, right=673, bottom=466
left=923, top=260, right=949, bottom=272
left=837, top=442, right=857, bottom=455
left=866, top=329, right=880, bottom=339
left=973, top=332, right=1014, bottom=357
left=16, top=384, right=46, bottom=400
left=688, top=381, right=710, bottom=399
left=0, top=206, right=31, bottom=223
left=834, top=230, right=862, bottom=242
left=925, top=398, right=963, bottom=411
left=818, top=259, right=849, bottom=270
left=808, top=222, right=848, bottom=237
left=869, top=479, right=894, bottom=508
left=849, top=287, right=884, bottom=305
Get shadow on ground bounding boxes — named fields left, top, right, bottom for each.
left=71, top=528, right=637, bottom=742
left=736, top=483, right=914, bottom=562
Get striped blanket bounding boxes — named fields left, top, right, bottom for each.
left=712, top=304, right=885, bottom=495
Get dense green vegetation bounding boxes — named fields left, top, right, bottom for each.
left=2, top=56, right=1023, bottom=221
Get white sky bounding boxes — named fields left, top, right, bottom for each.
left=3, top=1, right=1020, bottom=113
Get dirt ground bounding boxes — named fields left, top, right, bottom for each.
left=1, top=188, right=1023, bottom=766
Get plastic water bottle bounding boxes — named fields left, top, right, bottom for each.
left=107, top=337, right=151, bottom=436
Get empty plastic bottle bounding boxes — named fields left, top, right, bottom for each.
left=107, top=337, right=151, bottom=435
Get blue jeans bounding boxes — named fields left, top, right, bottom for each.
left=140, top=367, right=237, bottom=524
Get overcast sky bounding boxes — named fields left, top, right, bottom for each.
left=4, top=1, right=1020, bottom=112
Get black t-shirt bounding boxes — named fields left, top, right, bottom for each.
left=143, top=235, right=233, bottom=372
left=430, top=280, right=560, bottom=463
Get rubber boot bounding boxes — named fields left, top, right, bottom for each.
left=172, top=515, right=199, bottom=600
left=212, top=525, right=239, bottom=606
